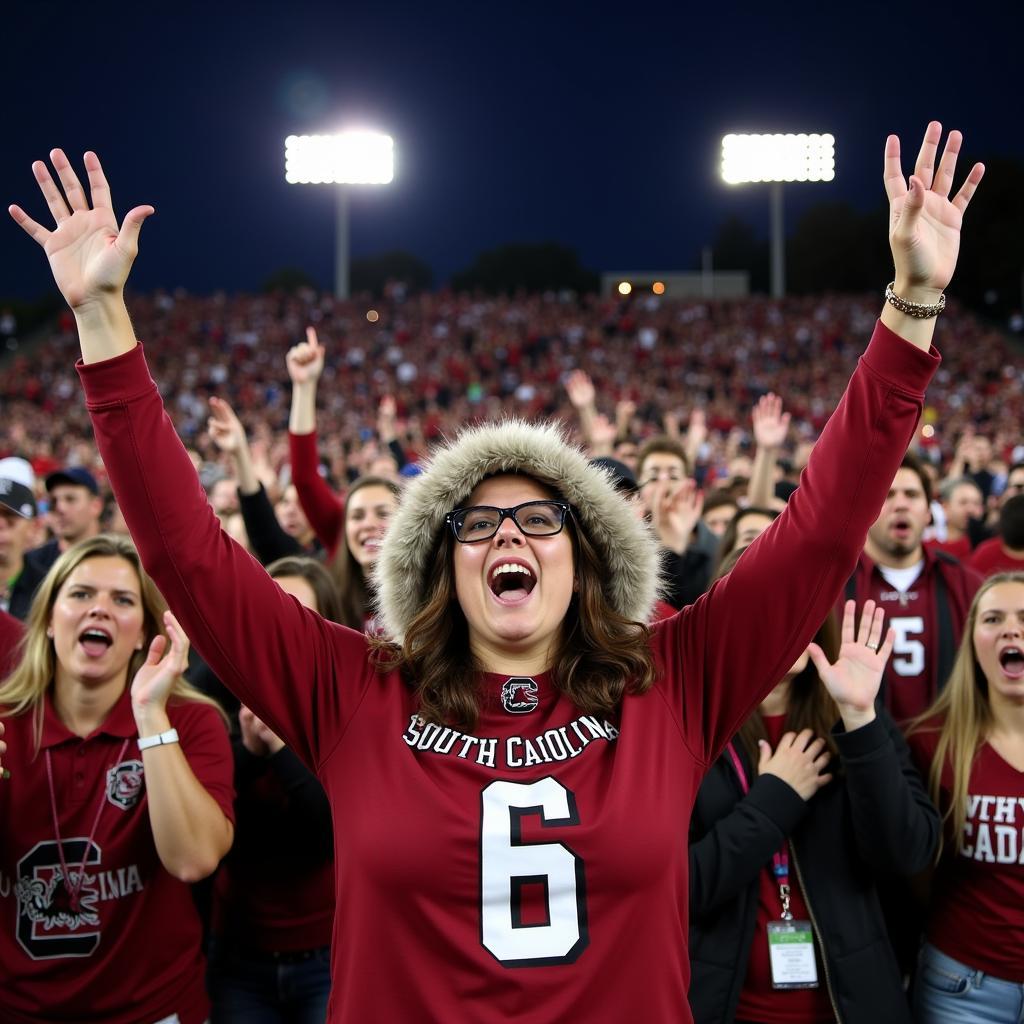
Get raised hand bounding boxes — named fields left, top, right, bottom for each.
left=131, top=611, right=189, bottom=724
left=9, top=150, right=154, bottom=311
left=651, top=477, right=704, bottom=554
left=808, top=600, right=895, bottom=730
left=757, top=729, right=833, bottom=801
left=565, top=370, right=596, bottom=411
left=751, top=393, right=791, bottom=450
left=239, top=705, right=285, bottom=757
left=207, top=396, right=247, bottom=455
left=286, top=326, right=326, bottom=386
left=377, top=395, right=397, bottom=442
left=884, top=123, right=984, bottom=299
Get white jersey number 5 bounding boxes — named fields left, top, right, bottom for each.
left=889, top=616, right=926, bottom=676
left=480, top=777, right=588, bottom=966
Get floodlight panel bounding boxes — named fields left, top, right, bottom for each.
left=721, top=133, right=835, bottom=184
left=285, top=132, right=394, bottom=185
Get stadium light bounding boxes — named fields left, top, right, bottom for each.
left=720, top=133, right=835, bottom=298
left=285, top=131, right=395, bottom=299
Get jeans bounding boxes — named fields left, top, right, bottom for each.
left=208, top=944, right=331, bottom=1024
left=914, top=943, right=1024, bottom=1023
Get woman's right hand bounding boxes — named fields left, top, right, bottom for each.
left=286, top=326, right=326, bottom=385
left=8, top=150, right=154, bottom=312
left=757, top=729, right=832, bottom=801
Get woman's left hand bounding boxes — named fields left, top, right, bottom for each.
left=808, top=600, right=894, bottom=730
left=131, top=611, right=190, bottom=729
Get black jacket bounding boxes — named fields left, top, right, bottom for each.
left=688, top=711, right=939, bottom=1024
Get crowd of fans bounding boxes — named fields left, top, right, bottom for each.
left=3, top=283, right=1024, bottom=1024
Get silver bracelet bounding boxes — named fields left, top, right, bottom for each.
left=885, top=281, right=946, bottom=319
left=137, top=727, right=180, bottom=751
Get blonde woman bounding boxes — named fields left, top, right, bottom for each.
left=908, top=571, right=1024, bottom=1023
left=0, top=535, right=234, bottom=1024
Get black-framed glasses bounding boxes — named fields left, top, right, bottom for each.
left=446, top=500, right=571, bottom=544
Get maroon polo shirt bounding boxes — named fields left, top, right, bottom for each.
left=0, top=688, right=233, bottom=1024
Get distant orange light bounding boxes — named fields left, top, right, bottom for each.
left=366, top=309, right=380, bottom=323
left=652, top=281, right=666, bottom=295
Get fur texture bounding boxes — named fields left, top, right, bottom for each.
left=373, top=419, right=662, bottom=641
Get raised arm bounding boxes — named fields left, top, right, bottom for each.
left=656, top=124, right=984, bottom=763
left=287, top=328, right=346, bottom=553
left=747, top=393, right=790, bottom=508
left=10, top=151, right=370, bottom=768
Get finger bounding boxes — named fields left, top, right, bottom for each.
left=866, top=604, right=886, bottom=651
left=778, top=731, right=797, bottom=749
left=33, top=160, right=72, bottom=223
left=882, top=134, right=907, bottom=201
left=116, top=205, right=155, bottom=258
left=305, top=325, right=321, bottom=352
left=7, top=204, right=51, bottom=246
left=854, top=599, right=876, bottom=645
left=816, top=772, right=834, bottom=788
left=806, top=641, right=829, bottom=677
left=82, top=151, right=114, bottom=211
left=812, top=750, right=832, bottom=769
left=952, top=162, right=985, bottom=214
left=146, top=634, right=168, bottom=665
left=795, top=728, right=815, bottom=751
left=757, top=739, right=771, bottom=772
left=913, top=121, right=942, bottom=190
left=898, top=175, right=927, bottom=235
left=932, top=129, right=962, bottom=200
left=878, top=626, right=896, bottom=663
left=50, top=149, right=89, bottom=212
left=842, top=599, right=857, bottom=645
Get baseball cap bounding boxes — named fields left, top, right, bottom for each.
left=0, top=477, right=37, bottom=518
left=45, top=467, right=100, bottom=496
left=0, top=457, right=34, bottom=490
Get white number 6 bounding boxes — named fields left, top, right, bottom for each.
left=480, top=777, right=588, bottom=966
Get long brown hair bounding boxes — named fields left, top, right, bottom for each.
left=0, top=534, right=226, bottom=752
left=372, top=514, right=656, bottom=731
left=266, top=555, right=344, bottom=624
left=714, top=546, right=842, bottom=766
left=329, top=475, right=401, bottom=630
left=909, top=572, right=1024, bottom=856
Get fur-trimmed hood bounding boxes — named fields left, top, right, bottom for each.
left=373, top=419, right=661, bottom=641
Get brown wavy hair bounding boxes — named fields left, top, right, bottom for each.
left=372, top=514, right=656, bottom=730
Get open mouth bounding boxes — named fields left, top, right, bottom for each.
left=79, top=628, right=113, bottom=657
left=999, top=647, right=1024, bottom=679
left=488, top=562, right=537, bottom=604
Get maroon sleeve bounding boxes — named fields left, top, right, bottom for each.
left=168, top=699, right=237, bottom=825
left=289, top=430, right=345, bottom=558
left=79, top=345, right=375, bottom=771
left=0, top=611, right=24, bottom=678
left=652, top=321, right=939, bottom=765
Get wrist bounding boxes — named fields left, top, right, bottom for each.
left=838, top=705, right=876, bottom=732
left=133, top=707, right=172, bottom=737
left=892, top=278, right=944, bottom=305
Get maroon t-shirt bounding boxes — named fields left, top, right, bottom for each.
left=909, top=727, right=1024, bottom=982
left=0, top=689, right=234, bottom=1024
left=969, top=538, right=1024, bottom=579
left=734, top=715, right=835, bottom=1024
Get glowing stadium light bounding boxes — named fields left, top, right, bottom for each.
left=652, top=281, right=666, bottom=295
left=721, top=133, right=834, bottom=185
left=618, top=281, right=632, bottom=296
left=284, top=130, right=395, bottom=299
left=719, top=132, right=836, bottom=298
left=285, top=132, right=394, bottom=185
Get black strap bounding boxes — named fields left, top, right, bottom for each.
left=932, top=562, right=955, bottom=692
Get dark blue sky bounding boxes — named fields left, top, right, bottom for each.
left=3, top=0, right=1021, bottom=298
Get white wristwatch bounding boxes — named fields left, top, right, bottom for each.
left=137, top=728, right=180, bottom=751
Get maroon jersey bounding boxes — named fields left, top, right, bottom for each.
left=970, top=538, right=1024, bottom=579
left=0, top=689, right=234, bottom=1024
left=909, top=728, right=1024, bottom=982
left=79, top=322, right=934, bottom=1023
left=848, top=550, right=981, bottom=722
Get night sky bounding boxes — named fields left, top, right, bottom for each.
left=3, top=0, right=1021, bottom=300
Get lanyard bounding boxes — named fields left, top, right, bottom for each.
left=45, top=738, right=130, bottom=912
left=726, top=741, right=793, bottom=921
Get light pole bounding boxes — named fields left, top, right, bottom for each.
left=285, top=131, right=395, bottom=299
left=720, top=133, right=835, bottom=298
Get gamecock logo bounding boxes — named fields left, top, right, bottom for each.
left=501, top=677, right=539, bottom=714
left=106, top=760, right=144, bottom=811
